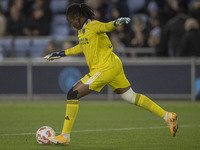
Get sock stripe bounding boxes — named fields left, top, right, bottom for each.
left=134, top=94, right=141, bottom=105
left=67, top=100, right=79, bottom=104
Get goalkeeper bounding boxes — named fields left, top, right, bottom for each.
left=45, top=3, right=178, bottom=146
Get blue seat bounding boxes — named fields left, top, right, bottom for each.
left=0, top=38, right=12, bottom=57
left=14, top=39, right=31, bottom=57
left=0, top=0, right=9, bottom=13
left=50, top=15, right=69, bottom=36
left=50, top=0, right=68, bottom=14
left=51, top=25, right=69, bottom=37
left=30, top=38, right=52, bottom=58
left=51, top=14, right=68, bottom=26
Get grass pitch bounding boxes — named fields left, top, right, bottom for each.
left=0, top=100, right=200, bottom=150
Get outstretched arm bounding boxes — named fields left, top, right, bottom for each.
left=44, top=44, right=83, bottom=61
left=96, top=17, right=131, bottom=33
left=65, top=44, right=83, bottom=56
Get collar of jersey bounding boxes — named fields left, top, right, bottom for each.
left=82, top=19, right=90, bottom=28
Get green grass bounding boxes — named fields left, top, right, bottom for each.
left=0, top=100, right=200, bottom=150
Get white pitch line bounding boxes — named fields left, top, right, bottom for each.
left=71, top=126, right=168, bottom=133
left=0, top=132, right=36, bottom=136
left=0, top=125, right=200, bottom=136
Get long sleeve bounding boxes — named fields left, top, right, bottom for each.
left=92, top=21, right=117, bottom=33
left=64, top=44, right=83, bottom=56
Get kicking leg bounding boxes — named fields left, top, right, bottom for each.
left=115, top=87, right=178, bottom=136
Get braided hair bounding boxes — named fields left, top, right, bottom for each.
left=66, top=3, right=95, bottom=20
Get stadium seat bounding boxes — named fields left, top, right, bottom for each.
left=50, top=0, right=69, bottom=14
left=30, top=38, right=52, bottom=58
left=51, top=14, right=68, bottom=26
left=0, top=38, right=12, bottom=57
left=14, top=39, right=31, bottom=57
left=50, top=25, right=70, bottom=37
left=0, top=0, right=9, bottom=13
left=50, top=14, right=69, bottom=37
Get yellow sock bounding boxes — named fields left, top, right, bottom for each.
left=62, top=100, right=79, bottom=134
left=134, top=94, right=167, bottom=118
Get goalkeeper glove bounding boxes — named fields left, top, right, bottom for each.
left=44, top=51, right=65, bottom=61
left=113, top=17, right=131, bottom=26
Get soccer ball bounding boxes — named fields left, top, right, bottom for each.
left=36, top=126, right=56, bottom=145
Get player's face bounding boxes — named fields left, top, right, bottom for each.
left=67, top=16, right=82, bottom=30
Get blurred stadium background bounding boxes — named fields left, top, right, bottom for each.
left=0, top=0, right=200, bottom=101
left=0, top=1, right=200, bottom=150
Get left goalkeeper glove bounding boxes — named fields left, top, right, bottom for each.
left=44, top=51, right=65, bottom=61
left=113, top=17, right=131, bottom=26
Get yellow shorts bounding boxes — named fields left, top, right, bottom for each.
left=81, top=63, right=130, bottom=92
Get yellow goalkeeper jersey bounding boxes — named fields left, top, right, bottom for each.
left=65, top=19, right=121, bottom=71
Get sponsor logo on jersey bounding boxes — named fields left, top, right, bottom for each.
left=79, top=38, right=89, bottom=45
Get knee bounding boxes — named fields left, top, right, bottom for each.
left=67, top=88, right=78, bottom=100
left=119, top=88, right=135, bottom=104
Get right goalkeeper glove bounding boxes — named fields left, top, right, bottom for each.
left=44, top=51, right=65, bottom=61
